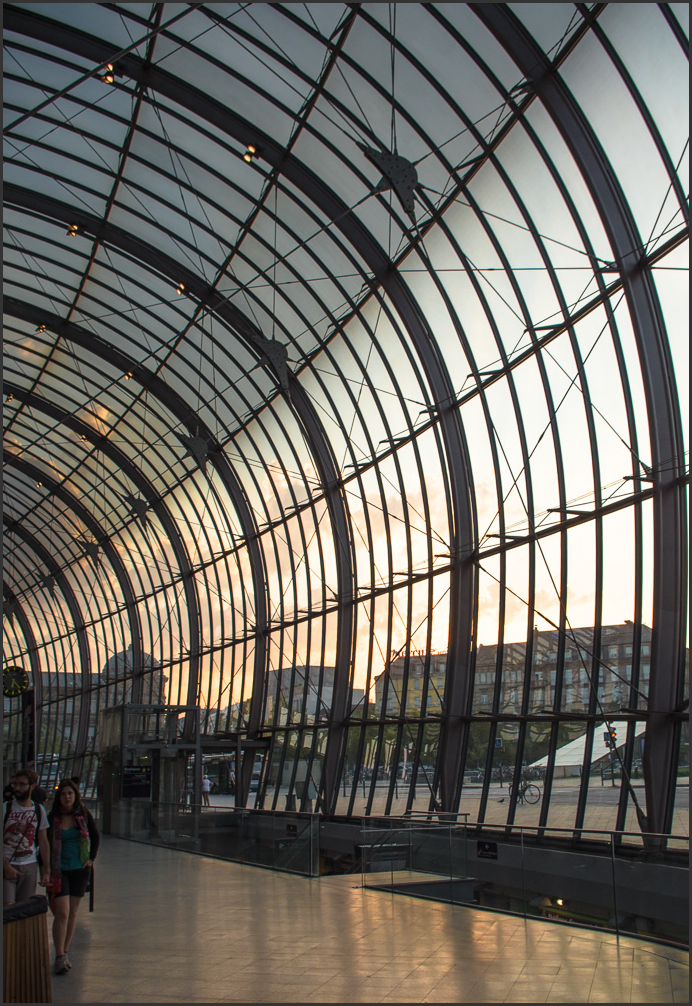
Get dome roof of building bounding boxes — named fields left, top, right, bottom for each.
left=3, top=3, right=688, bottom=833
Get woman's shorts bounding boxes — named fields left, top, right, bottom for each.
left=55, top=866, right=91, bottom=899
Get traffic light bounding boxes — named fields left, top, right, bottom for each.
left=603, top=727, right=618, bottom=749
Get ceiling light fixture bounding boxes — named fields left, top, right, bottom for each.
left=176, top=282, right=185, bottom=295
left=101, top=63, right=115, bottom=84
left=36, top=324, right=46, bottom=333
left=243, top=144, right=257, bottom=163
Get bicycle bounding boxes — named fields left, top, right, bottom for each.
left=510, top=778, right=541, bottom=804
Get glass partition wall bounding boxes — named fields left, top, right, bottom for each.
left=3, top=3, right=688, bottom=844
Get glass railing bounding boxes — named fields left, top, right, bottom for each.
left=107, top=799, right=320, bottom=877
left=102, top=799, right=687, bottom=946
left=360, top=813, right=470, bottom=905
left=360, top=817, right=689, bottom=947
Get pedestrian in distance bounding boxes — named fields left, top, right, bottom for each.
left=46, top=778, right=100, bottom=975
left=202, top=774, right=212, bottom=806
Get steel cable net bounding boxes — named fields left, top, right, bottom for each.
left=2, top=3, right=688, bottom=839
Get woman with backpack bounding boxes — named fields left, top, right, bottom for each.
left=47, top=778, right=100, bottom=974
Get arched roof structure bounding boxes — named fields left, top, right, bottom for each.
left=3, top=3, right=688, bottom=839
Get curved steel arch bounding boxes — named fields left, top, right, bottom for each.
left=4, top=441, right=143, bottom=696
left=4, top=390, right=202, bottom=722
left=4, top=190, right=365, bottom=807
left=5, top=281, right=361, bottom=803
left=4, top=492, right=95, bottom=774
left=2, top=582, right=44, bottom=719
left=4, top=466, right=141, bottom=650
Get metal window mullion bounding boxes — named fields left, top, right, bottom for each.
left=505, top=539, right=537, bottom=829
left=407, top=626, right=437, bottom=813
left=574, top=540, right=605, bottom=831
left=380, top=440, right=421, bottom=815
left=282, top=728, right=302, bottom=810
left=364, top=589, right=398, bottom=816
left=344, top=498, right=381, bottom=815
left=476, top=545, right=509, bottom=823
left=656, top=2, right=690, bottom=55
left=8, top=524, right=92, bottom=771
left=579, top=4, right=688, bottom=225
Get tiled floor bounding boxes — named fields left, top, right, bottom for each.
left=49, top=838, right=688, bottom=1003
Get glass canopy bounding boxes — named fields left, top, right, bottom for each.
left=3, top=3, right=688, bottom=839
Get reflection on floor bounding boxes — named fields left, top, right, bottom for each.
left=49, top=837, right=688, bottom=1004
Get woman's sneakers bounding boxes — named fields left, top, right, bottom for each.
left=54, top=954, right=69, bottom=974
